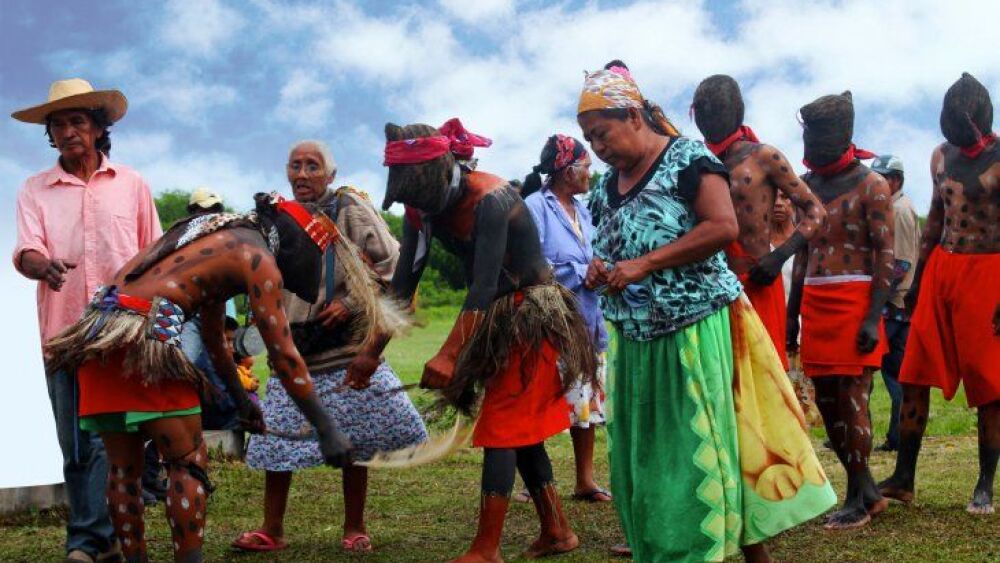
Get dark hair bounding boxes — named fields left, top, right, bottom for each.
left=45, top=107, right=113, bottom=157
left=522, top=135, right=587, bottom=199
left=883, top=171, right=905, bottom=189
left=604, top=59, right=628, bottom=71
left=224, top=316, right=239, bottom=332
left=187, top=202, right=225, bottom=216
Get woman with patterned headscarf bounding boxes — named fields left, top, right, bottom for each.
left=521, top=134, right=612, bottom=505
left=578, top=61, right=835, bottom=562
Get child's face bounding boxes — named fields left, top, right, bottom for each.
left=224, top=329, right=236, bottom=356
left=239, top=356, right=254, bottom=368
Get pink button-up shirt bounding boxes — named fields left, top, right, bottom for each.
left=13, top=158, right=162, bottom=345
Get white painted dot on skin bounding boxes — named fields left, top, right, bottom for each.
left=169, top=517, right=175, bottom=527
left=166, top=497, right=172, bottom=506
left=257, top=306, right=267, bottom=315
left=181, top=497, right=190, bottom=510
left=194, top=453, right=202, bottom=463
left=118, top=504, right=126, bottom=514
left=294, top=377, right=306, bottom=385
left=243, top=251, right=252, bottom=260
left=198, top=529, right=204, bottom=538
left=174, top=542, right=180, bottom=550
left=123, top=523, right=132, bottom=532
left=264, top=280, right=274, bottom=292
left=124, top=538, right=131, bottom=546
left=167, top=281, right=178, bottom=289
left=269, top=315, right=277, bottom=327
left=195, top=511, right=202, bottom=519
left=117, top=484, right=126, bottom=493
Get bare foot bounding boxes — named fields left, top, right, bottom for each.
left=866, top=497, right=890, bottom=517
left=966, top=488, right=994, bottom=515
left=823, top=506, right=872, bottom=530
left=877, top=476, right=915, bottom=503
left=524, top=532, right=579, bottom=559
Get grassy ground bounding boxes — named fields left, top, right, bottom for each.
left=2, top=309, right=995, bottom=561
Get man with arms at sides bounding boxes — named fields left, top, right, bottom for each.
left=787, top=91, right=894, bottom=530
left=879, top=73, right=1000, bottom=515
left=11, top=78, right=161, bottom=563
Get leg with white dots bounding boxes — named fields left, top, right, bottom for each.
left=141, top=414, right=210, bottom=563
left=100, top=431, right=148, bottom=563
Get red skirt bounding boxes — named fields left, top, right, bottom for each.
left=726, top=241, right=790, bottom=371
left=800, top=278, right=887, bottom=378
left=899, top=248, right=1000, bottom=407
left=472, top=340, right=570, bottom=448
left=78, top=349, right=200, bottom=416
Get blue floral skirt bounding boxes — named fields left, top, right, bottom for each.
left=246, top=361, right=427, bottom=470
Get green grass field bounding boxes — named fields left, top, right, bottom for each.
left=2, top=308, right=996, bottom=561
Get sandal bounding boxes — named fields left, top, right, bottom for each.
left=610, top=543, right=632, bottom=557
left=572, top=487, right=613, bottom=502
left=231, top=530, right=288, bottom=552
left=342, top=533, right=373, bottom=553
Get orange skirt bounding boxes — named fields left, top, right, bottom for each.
left=800, top=278, right=887, bottom=378
left=726, top=242, right=790, bottom=371
left=900, top=248, right=1000, bottom=407
left=78, top=349, right=200, bottom=417
left=472, top=340, right=570, bottom=448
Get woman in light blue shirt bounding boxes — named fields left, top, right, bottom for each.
left=523, top=134, right=611, bottom=503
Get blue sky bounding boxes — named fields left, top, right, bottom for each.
left=3, top=0, right=999, bottom=229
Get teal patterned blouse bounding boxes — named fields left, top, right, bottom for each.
left=589, top=136, right=741, bottom=341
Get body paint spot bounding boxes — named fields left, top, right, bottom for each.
left=251, top=254, right=262, bottom=270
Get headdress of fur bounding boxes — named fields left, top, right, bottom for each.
left=800, top=91, right=854, bottom=167
left=692, top=74, right=745, bottom=143
left=382, top=123, right=458, bottom=214
left=941, top=72, right=993, bottom=147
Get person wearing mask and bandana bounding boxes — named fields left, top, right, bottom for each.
left=787, top=91, right=895, bottom=530
left=347, top=119, right=596, bottom=561
left=580, top=61, right=834, bottom=562
left=879, top=73, right=1000, bottom=516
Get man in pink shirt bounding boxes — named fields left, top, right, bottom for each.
left=12, top=78, right=162, bottom=563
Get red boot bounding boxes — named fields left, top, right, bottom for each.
left=524, top=484, right=579, bottom=558
left=451, top=494, right=509, bottom=563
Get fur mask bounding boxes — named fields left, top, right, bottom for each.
left=800, top=91, right=854, bottom=167
left=940, top=72, right=994, bottom=148
left=692, top=74, right=745, bottom=143
left=382, top=123, right=458, bottom=214
left=253, top=193, right=323, bottom=304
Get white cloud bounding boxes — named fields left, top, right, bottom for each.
left=273, top=70, right=333, bottom=131
left=438, top=0, right=515, bottom=24
left=160, top=0, right=246, bottom=57
left=113, top=131, right=284, bottom=212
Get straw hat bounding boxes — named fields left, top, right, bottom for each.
left=11, top=78, right=127, bottom=124
left=189, top=187, right=223, bottom=209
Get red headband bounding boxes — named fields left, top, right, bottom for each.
left=803, top=144, right=876, bottom=177
left=383, top=117, right=492, bottom=165
left=275, top=200, right=338, bottom=250
left=705, top=125, right=760, bottom=157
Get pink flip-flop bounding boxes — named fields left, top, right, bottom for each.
left=342, top=533, right=373, bottom=553
left=231, top=530, right=288, bottom=552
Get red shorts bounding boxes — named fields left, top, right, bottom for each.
left=899, top=248, right=1000, bottom=407
left=800, top=278, right=887, bottom=378
left=472, top=340, right=570, bottom=448
left=726, top=242, right=789, bottom=371
left=78, top=349, right=200, bottom=417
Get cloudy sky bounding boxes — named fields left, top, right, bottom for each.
left=4, top=0, right=999, bottom=222
left=1, top=0, right=998, bottom=484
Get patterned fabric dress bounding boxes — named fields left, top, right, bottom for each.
left=245, top=361, right=427, bottom=469
left=593, top=138, right=835, bottom=562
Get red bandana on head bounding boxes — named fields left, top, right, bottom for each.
left=274, top=200, right=339, bottom=250
left=553, top=134, right=583, bottom=171
left=383, top=118, right=493, bottom=165
left=705, top=125, right=760, bottom=157
left=803, top=144, right=877, bottom=177
left=960, top=131, right=997, bottom=158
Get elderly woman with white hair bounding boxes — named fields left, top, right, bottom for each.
left=234, top=140, right=427, bottom=554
